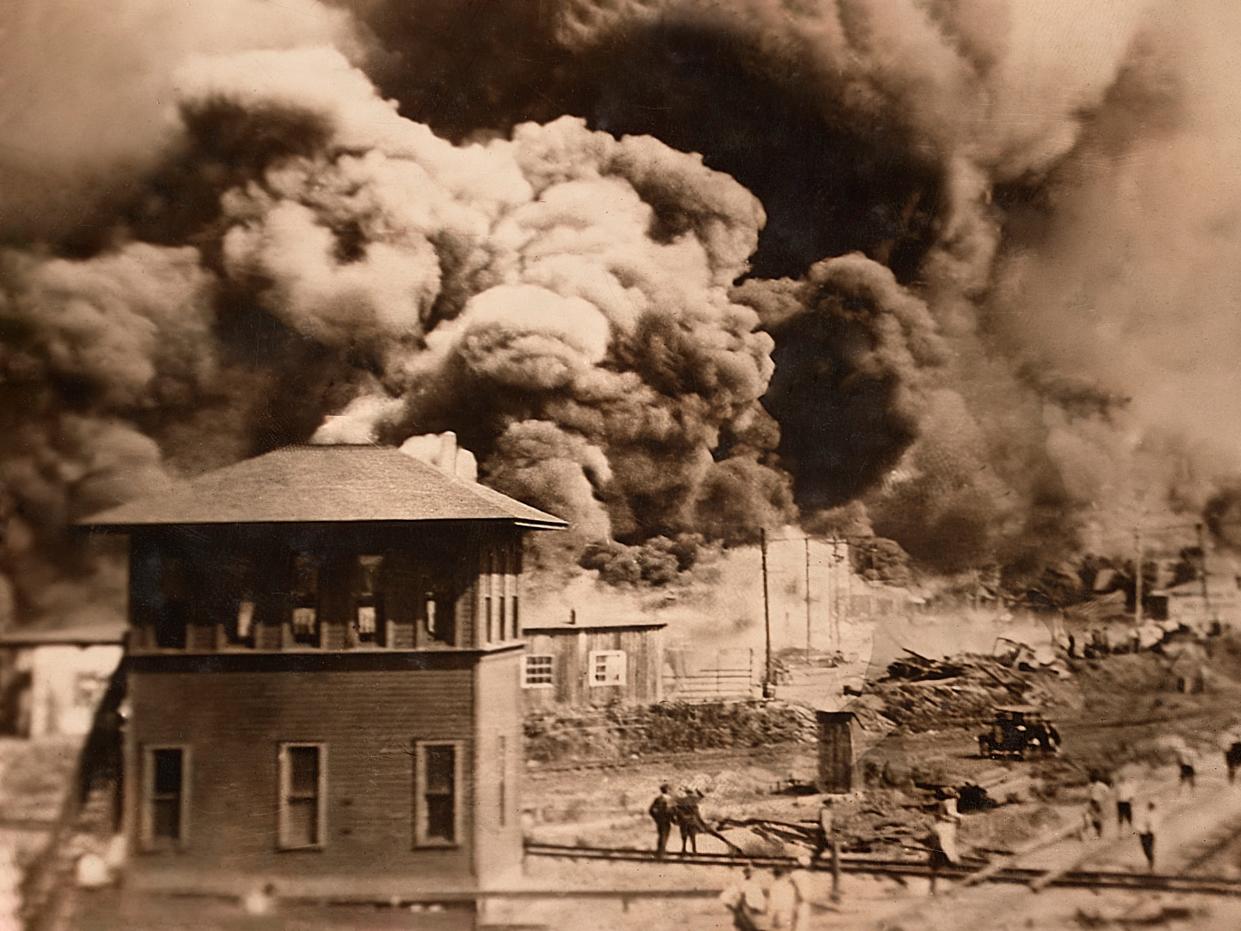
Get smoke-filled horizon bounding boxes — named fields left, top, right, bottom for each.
left=2, top=0, right=1240, bottom=627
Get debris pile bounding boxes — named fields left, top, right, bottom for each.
left=875, top=649, right=1063, bottom=733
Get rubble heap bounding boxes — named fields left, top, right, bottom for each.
left=874, top=649, right=1066, bottom=733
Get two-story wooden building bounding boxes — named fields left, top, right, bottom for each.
left=81, top=444, right=565, bottom=900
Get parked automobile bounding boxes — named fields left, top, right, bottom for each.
left=978, top=704, right=1061, bottom=760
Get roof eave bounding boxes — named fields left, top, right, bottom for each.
left=77, top=515, right=568, bottom=532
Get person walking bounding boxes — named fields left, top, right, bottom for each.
left=1221, top=729, right=1241, bottom=784
left=720, top=865, right=767, bottom=931
left=1114, top=772, right=1135, bottom=830
left=813, top=797, right=834, bottom=861
left=767, top=866, right=799, bottom=929
left=928, top=790, right=962, bottom=896
left=1087, top=772, right=1109, bottom=838
left=790, top=854, right=816, bottom=930
left=1137, top=800, right=1159, bottom=871
left=648, top=783, right=675, bottom=858
left=1176, top=745, right=1198, bottom=793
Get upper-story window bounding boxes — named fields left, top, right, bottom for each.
left=425, top=586, right=455, bottom=646
left=291, top=554, right=320, bottom=645
left=509, top=540, right=521, bottom=638
left=499, top=546, right=510, bottom=640
left=155, top=557, right=189, bottom=649
left=482, top=547, right=495, bottom=643
left=225, top=560, right=256, bottom=647
left=353, top=555, right=383, bottom=644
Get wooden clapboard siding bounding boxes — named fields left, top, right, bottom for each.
left=125, top=651, right=499, bottom=896
left=520, top=625, right=664, bottom=709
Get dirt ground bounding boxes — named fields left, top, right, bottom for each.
left=519, top=638, right=1241, bottom=929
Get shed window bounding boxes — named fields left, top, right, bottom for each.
left=291, top=555, right=320, bottom=644
left=142, top=745, right=189, bottom=849
left=589, top=650, right=627, bottom=687
left=278, top=743, right=326, bottom=849
left=523, top=654, right=554, bottom=688
left=414, top=740, right=462, bottom=846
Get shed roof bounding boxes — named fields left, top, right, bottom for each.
left=522, top=617, right=667, bottom=632
left=78, top=445, right=567, bottom=530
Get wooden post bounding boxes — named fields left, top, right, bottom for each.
left=761, top=529, right=773, bottom=697
left=830, top=837, right=842, bottom=902
left=1134, top=528, right=1143, bottom=627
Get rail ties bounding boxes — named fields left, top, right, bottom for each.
left=523, top=842, right=1241, bottom=897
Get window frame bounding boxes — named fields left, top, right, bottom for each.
left=290, top=554, right=321, bottom=646
left=140, top=744, right=190, bottom=851
left=413, top=739, right=464, bottom=848
left=353, top=554, right=384, bottom=645
left=522, top=653, right=555, bottom=689
left=588, top=650, right=627, bottom=687
left=277, top=742, right=327, bottom=851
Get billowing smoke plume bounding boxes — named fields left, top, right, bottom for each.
left=3, top=0, right=1241, bottom=626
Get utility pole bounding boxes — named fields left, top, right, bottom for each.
left=761, top=528, right=773, bottom=698
left=1133, top=528, right=1143, bottom=627
left=804, top=537, right=813, bottom=660
left=1197, top=522, right=1215, bottom=627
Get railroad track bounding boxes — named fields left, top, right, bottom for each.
left=524, top=842, right=1241, bottom=897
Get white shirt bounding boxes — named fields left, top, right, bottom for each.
left=768, top=876, right=798, bottom=915
left=1089, top=781, right=1110, bottom=804
left=742, top=878, right=767, bottom=912
left=1136, top=807, right=1159, bottom=835
left=1115, top=778, right=1135, bottom=803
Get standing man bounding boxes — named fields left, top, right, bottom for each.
left=675, top=786, right=701, bottom=854
left=1137, top=801, right=1159, bottom=871
left=1114, top=771, right=1135, bottom=830
left=649, top=783, right=675, bottom=858
left=813, top=797, right=834, bottom=860
left=1221, top=728, right=1241, bottom=784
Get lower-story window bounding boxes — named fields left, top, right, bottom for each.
left=278, top=743, right=326, bottom=849
left=414, top=740, right=463, bottom=847
left=142, top=745, right=189, bottom=850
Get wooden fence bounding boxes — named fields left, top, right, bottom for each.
left=661, top=648, right=756, bottom=701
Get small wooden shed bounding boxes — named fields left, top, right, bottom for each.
left=520, top=617, right=665, bottom=709
left=816, top=710, right=857, bottom=794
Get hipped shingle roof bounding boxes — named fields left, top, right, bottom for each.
left=79, top=445, right=567, bottom=530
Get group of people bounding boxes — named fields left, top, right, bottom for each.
left=1083, top=770, right=1160, bottom=870
left=719, top=859, right=815, bottom=931
left=648, top=783, right=735, bottom=857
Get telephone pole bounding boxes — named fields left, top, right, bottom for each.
left=1197, top=522, right=1215, bottom=627
left=1133, top=528, right=1143, bottom=626
left=804, top=537, right=813, bottom=660
left=761, top=528, right=773, bottom=698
